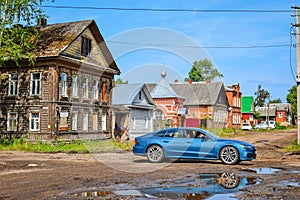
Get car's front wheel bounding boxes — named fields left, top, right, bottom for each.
left=146, top=145, right=165, bottom=163
left=219, top=146, right=240, bottom=165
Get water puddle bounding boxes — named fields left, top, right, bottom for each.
left=72, top=172, right=260, bottom=199
left=248, top=167, right=281, bottom=175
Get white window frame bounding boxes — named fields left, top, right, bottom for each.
left=30, top=72, right=41, bottom=96
left=30, top=113, right=40, bottom=131
left=72, top=75, right=78, bottom=97
left=83, top=113, right=88, bottom=131
left=279, top=112, right=282, bottom=118
left=8, top=73, right=18, bottom=96
left=72, top=112, right=78, bottom=131
left=93, top=80, right=98, bottom=99
left=82, top=78, right=88, bottom=98
left=7, top=112, right=17, bottom=131
left=61, top=73, right=67, bottom=97
left=101, top=114, right=107, bottom=131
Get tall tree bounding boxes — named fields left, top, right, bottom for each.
left=186, top=59, right=223, bottom=82
left=286, top=85, right=297, bottom=117
left=269, top=98, right=282, bottom=104
left=0, top=0, right=54, bottom=66
left=254, top=85, right=270, bottom=107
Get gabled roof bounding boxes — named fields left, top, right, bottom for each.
left=255, top=106, right=276, bottom=117
left=33, top=19, right=120, bottom=73
left=151, top=75, right=182, bottom=99
left=171, top=82, right=226, bottom=106
left=241, top=96, right=254, bottom=113
left=112, top=83, right=155, bottom=108
left=34, top=20, right=93, bottom=57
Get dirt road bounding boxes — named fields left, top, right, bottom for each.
left=0, top=129, right=300, bottom=199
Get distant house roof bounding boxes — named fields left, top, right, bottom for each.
left=171, top=82, right=226, bottom=106
left=269, top=103, right=291, bottom=111
left=255, top=106, right=276, bottom=117
left=242, top=96, right=254, bottom=113
left=112, top=83, right=155, bottom=109
left=150, top=70, right=183, bottom=99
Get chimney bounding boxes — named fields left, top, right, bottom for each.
left=206, top=78, right=211, bottom=83
left=37, top=18, right=47, bottom=26
left=174, top=79, right=179, bottom=83
left=188, top=79, right=192, bottom=84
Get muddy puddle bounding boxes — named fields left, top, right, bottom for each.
left=69, top=168, right=300, bottom=199
left=71, top=172, right=261, bottom=199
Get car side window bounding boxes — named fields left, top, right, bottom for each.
left=195, top=131, right=206, bottom=139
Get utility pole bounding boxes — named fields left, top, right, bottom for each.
left=292, top=6, right=300, bottom=144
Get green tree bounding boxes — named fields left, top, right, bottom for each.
left=254, top=85, right=270, bottom=107
left=185, top=59, right=223, bottom=82
left=286, top=85, right=297, bottom=117
left=0, top=0, right=54, bottom=66
left=269, top=98, right=282, bottom=104
left=115, top=78, right=128, bottom=85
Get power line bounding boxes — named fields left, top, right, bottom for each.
left=107, top=40, right=290, bottom=49
left=37, top=5, right=293, bottom=13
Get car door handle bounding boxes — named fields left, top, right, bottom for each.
left=162, top=140, right=169, bottom=143
left=186, top=141, right=193, bottom=144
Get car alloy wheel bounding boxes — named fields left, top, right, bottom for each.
left=220, top=146, right=240, bottom=165
left=219, top=172, right=240, bottom=189
left=146, top=145, right=165, bottom=163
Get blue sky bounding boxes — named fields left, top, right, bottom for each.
left=42, top=0, right=298, bottom=102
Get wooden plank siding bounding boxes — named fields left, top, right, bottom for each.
left=0, top=20, right=120, bottom=141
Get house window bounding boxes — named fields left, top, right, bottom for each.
left=93, top=80, right=98, bottom=99
left=145, top=118, right=149, bottom=129
left=154, top=110, right=164, bottom=120
left=81, top=37, right=92, bottom=57
left=72, top=75, right=78, bottom=97
left=279, top=112, right=282, bottom=118
left=132, top=117, right=136, bottom=129
left=72, top=112, right=78, bottom=131
left=101, top=113, right=106, bottom=131
left=30, top=113, right=40, bottom=131
left=83, top=113, right=88, bottom=131
left=93, top=114, right=98, bottom=131
left=8, top=73, right=18, bottom=96
left=101, top=81, right=107, bottom=102
left=30, top=72, right=41, bottom=96
left=82, top=78, right=88, bottom=98
left=61, top=73, right=67, bottom=97
left=7, top=112, right=17, bottom=131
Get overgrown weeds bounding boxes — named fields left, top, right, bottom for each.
left=0, top=137, right=134, bottom=153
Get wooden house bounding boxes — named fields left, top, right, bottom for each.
left=112, top=83, right=156, bottom=139
left=0, top=19, right=120, bottom=140
left=171, top=81, right=229, bottom=129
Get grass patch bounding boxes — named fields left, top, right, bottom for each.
left=0, top=137, right=134, bottom=153
left=285, top=140, right=300, bottom=151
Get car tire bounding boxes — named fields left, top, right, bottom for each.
left=146, top=145, right=165, bottom=163
left=219, top=146, right=240, bottom=165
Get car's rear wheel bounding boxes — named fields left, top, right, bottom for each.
left=219, top=146, right=240, bottom=165
left=146, top=145, right=165, bottom=163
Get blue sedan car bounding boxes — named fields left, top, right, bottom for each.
left=133, top=127, right=256, bottom=165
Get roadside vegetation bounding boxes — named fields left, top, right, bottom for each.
left=286, top=140, right=300, bottom=151
left=0, top=137, right=134, bottom=153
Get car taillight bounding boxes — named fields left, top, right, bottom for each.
left=134, top=138, right=138, bottom=145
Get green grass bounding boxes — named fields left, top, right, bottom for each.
left=0, top=137, right=134, bottom=153
left=285, top=140, right=300, bottom=151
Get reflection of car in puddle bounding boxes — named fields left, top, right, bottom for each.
left=141, top=172, right=258, bottom=199
left=72, top=172, right=260, bottom=199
